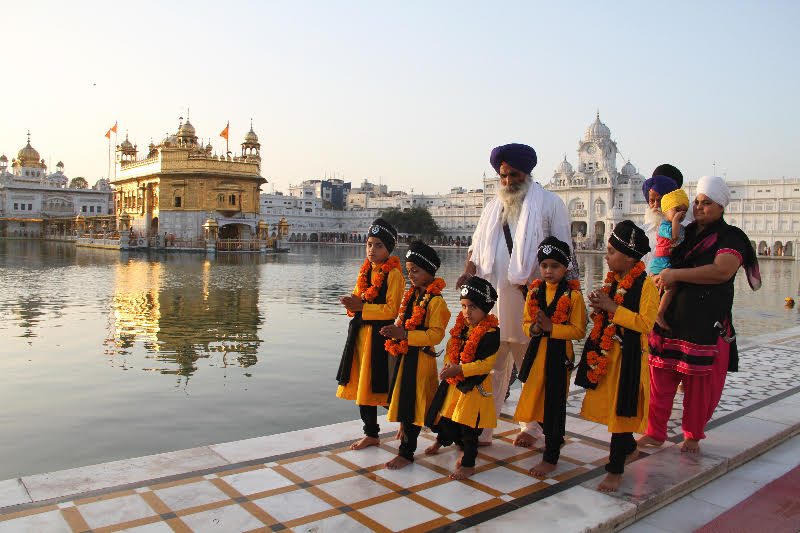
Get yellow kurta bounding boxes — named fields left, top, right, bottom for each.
left=387, top=295, right=451, bottom=426
left=439, top=327, right=499, bottom=429
left=514, top=283, right=587, bottom=424
left=336, top=265, right=405, bottom=406
left=580, top=275, right=659, bottom=433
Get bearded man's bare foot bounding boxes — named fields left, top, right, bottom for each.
left=350, top=436, right=380, bottom=450
left=681, top=438, right=700, bottom=453
left=513, top=431, right=536, bottom=448
left=598, top=473, right=622, bottom=492
left=386, top=455, right=412, bottom=469
left=424, top=442, right=442, bottom=455
left=450, top=465, right=475, bottom=480
left=636, top=435, right=664, bottom=448
left=529, top=460, right=557, bottom=478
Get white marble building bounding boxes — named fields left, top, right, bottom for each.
left=0, top=134, right=113, bottom=238
left=544, top=114, right=800, bottom=257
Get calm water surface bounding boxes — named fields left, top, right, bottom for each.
left=1, top=241, right=798, bottom=479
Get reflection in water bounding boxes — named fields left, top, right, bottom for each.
left=106, top=255, right=263, bottom=378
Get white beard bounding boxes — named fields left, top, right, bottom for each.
left=644, top=206, right=663, bottom=228
left=498, top=177, right=531, bottom=225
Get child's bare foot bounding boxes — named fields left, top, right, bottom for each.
left=681, top=438, right=700, bottom=454
left=636, top=435, right=664, bottom=448
left=350, top=436, right=380, bottom=450
left=424, top=441, right=442, bottom=455
left=529, top=460, right=557, bottom=478
left=625, top=449, right=640, bottom=464
left=655, top=314, right=671, bottom=330
left=513, top=431, right=536, bottom=448
left=386, top=455, right=412, bottom=469
left=450, top=465, right=475, bottom=480
left=597, top=473, right=622, bottom=492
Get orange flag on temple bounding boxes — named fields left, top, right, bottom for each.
left=220, top=122, right=229, bottom=140
left=104, top=121, right=118, bottom=139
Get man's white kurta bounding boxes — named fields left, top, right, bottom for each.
left=470, top=182, right=572, bottom=343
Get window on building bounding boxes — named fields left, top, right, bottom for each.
left=618, top=201, right=623, bottom=208
left=13, top=203, right=18, bottom=209
left=82, top=206, right=87, bottom=212
left=229, top=194, right=236, bottom=206
left=89, top=206, right=94, bottom=213
left=174, top=196, right=182, bottom=208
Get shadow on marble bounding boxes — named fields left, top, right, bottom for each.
left=0, top=478, right=31, bottom=509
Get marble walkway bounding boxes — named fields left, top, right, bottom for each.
left=1, top=326, right=799, bottom=532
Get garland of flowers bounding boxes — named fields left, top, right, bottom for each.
left=585, top=261, right=646, bottom=384
left=385, top=278, right=446, bottom=356
left=526, top=279, right=581, bottom=328
left=444, top=313, right=499, bottom=385
left=355, top=255, right=401, bottom=303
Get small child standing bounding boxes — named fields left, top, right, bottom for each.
left=336, top=218, right=404, bottom=450
left=425, top=276, right=500, bottom=480
left=576, top=220, right=659, bottom=492
left=514, top=236, right=587, bottom=477
left=650, top=189, right=689, bottom=329
left=380, top=241, right=451, bottom=469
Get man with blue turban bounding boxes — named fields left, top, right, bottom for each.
left=457, top=143, right=573, bottom=448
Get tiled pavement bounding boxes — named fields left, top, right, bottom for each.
left=1, top=326, right=799, bottom=532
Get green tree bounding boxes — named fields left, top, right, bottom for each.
left=380, top=207, right=441, bottom=238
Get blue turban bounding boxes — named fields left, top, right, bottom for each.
left=490, top=143, right=537, bottom=175
left=642, top=175, right=679, bottom=200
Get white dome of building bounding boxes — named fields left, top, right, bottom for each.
left=585, top=112, right=611, bottom=141
left=621, top=160, right=637, bottom=176
left=557, top=157, right=573, bottom=175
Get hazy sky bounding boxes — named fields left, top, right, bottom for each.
left=2, top=1, right=797, bottom=193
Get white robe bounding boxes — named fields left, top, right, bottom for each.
left=470, top=183, right=572, bottom=343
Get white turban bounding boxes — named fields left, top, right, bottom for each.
left=696, top=175, right=730, bottom=208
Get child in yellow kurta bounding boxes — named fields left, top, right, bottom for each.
left=426, top=276, right=500, bottom=480
left=336, top=218, right=404, bottom=450
left=380, top=241, right=451, bottom=469
left=514, top=237, right=587, bottom=477
left=577, top=220, right=659, bottom=492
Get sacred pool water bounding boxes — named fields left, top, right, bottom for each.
left=1, top=241, right=797, bottom=480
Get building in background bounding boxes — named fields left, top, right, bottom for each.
left=0, top=133, right=112, bottom=237
left=111, top=117, right=266, bottom=242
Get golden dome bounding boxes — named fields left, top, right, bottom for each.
left=17, top=141, right=41, bottom=165
left=178, top=119, right=196, bottom=138
left=244, top=127, right=259, bottom=144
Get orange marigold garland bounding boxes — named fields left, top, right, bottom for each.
left=584, top=261, right=646, bottom=384
left=526, top=279, right=581, bottom=327
left=385, top=278, right=446, bottom=356
left=444, top=313, right=499, bottom=385
left=355, top=255, right=401, bottom=303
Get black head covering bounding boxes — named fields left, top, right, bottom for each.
left=609, top=220, right=650, bottom=260
left=368, top=217, right=398, bottom=253
left=460, top=276, right=498, bottom=314
left=536, top=236, right=571, bottom=268
left=651, top=163, right=684, bottom=188
left=489, top=143, right=537, bottom=175
left=405, top=240, right=440, bottom=275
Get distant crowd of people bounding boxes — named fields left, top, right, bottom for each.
left=332, top=143, right=760, bottom=492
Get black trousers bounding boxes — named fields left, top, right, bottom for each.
left=606, top=432, right=636, bottom=474
left=398, top=422, right=422, bottom=461
left=543, top=431, right=564, bottom=465
left=436, top=417, right=481, bottom=467
left=359, top=405, right=379, bottom=438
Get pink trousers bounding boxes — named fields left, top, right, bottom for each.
left=646, top=338, right=730, bottom=441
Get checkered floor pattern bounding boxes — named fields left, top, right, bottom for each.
left=2, top=342, right=797, bottom=532
left=0, top=424, right=613, bottom=533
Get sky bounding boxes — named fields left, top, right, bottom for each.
left=1, top=1, right=798, bottom=194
